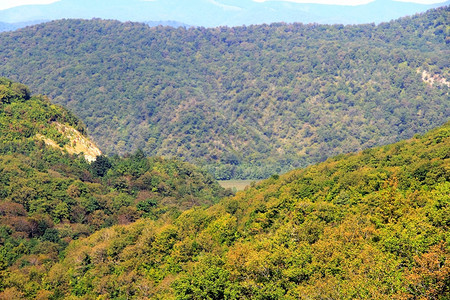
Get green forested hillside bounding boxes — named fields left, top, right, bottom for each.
left=0, top=7, right=448, bottom=179
left=0, top=80, right=229, bottom=297
left=2, top=115, right=448, bottom=298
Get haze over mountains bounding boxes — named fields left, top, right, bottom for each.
left=0, top=20, right=45, bottom=32
left=0, top=0, right=449, bottom=28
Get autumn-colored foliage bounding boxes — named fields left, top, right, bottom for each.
left=0, top=80, right=230, bottom=298
left=2, top=114, right=446, bottom=298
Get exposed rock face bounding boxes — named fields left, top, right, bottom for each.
left=36, top=122, right=101, bottom=162
left=420, top=69, right=450, bottom=87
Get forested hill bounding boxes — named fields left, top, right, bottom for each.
left=0, top=6, right=449, bottom=179
left=0, top=79, right=229, bottom=297
left=2, top=119, right=448, bottom=299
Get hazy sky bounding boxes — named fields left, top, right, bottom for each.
left=0, top=0, right=60, bottom=10
left=254, top=0, right=447, bottom=4
left=0, top=0, right=448, bottom=10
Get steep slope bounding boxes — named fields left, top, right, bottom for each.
left=36, top=122, right=101, bottom=162
left=0, top=79, right=229, bottom=297
left=0, top=77, right=95, bottom=159
left=4, top=120, right=448, bottom=299
left=0, top=7, right=448, bottom=179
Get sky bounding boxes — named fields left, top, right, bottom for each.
left=254, top=0, right=448, bottom=3
left=0, top=0, right=60, bottom=10
left=0, top=0, right=448, bottom=10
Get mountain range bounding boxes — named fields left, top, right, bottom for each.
left=0, top=0, right=449, bottom=28
left=0, top=1, right=449, bottom=298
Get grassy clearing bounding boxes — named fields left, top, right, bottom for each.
left=218, top=180, right=259, bottom=192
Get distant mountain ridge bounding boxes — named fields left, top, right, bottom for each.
left=0, top=19, right=189, bottom=33
left=0, top=0, right=448, bottom=27
left=0, top=20, right=47, bottom=32
left=143, top=20, right=190, bottom=28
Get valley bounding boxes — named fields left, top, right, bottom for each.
left=0, top=3, right=448, bottom=299
left=0, top=79, right=447, bottom=298
left=0, top=6, right=448, bottom=179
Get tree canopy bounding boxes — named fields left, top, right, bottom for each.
left=2, top=118, right=447, bottom=299
left=0, top=7, right=448, bottom=179
left=0, top=80, right=230, bottom=297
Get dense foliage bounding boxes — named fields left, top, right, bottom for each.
left=0, top=7, right=448, bottom=179
left=0, top=80, right=229, bottom=296
left=2, top=115, right=448, bottom=298
left=0, top=77, right=86, bottom=144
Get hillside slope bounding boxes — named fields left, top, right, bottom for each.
left=0, top=79, right=229, bottom=298
left=0, top=77, right=95, bottom=159
left=3, top=120, right=448, bottom=299
left=0, top=7, right=448, bottom=179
